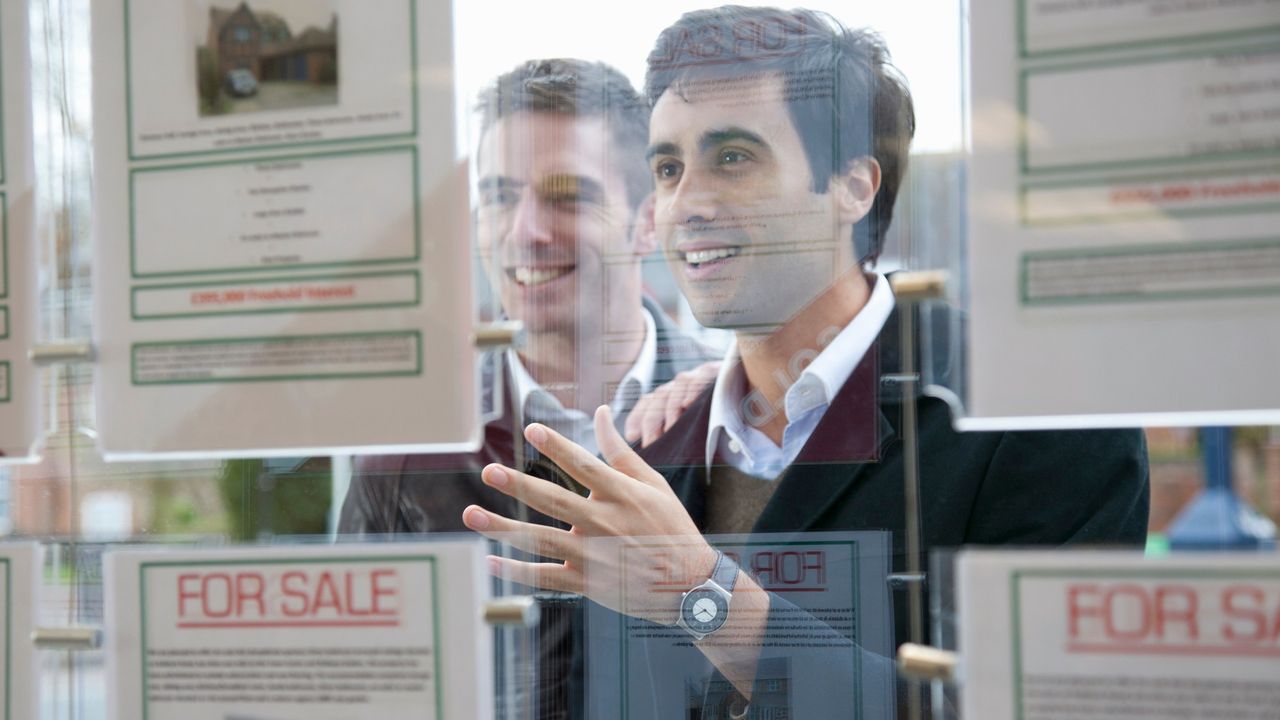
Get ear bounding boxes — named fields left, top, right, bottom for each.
left=831, top=156, right=881, bottom=225
left=629, top=192, right=659, bottom=256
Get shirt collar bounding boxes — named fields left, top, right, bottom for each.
left=507, top=306, right=658, bottom=419
left=618, top=307, right=658, bottom=408
left=706, top=273, right=895, bottom=470
left=784, top=272, right=894, bottom=419
left=705, top=341, right=749, bottom=469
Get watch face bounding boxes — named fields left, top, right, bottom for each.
left=681, top=587, right=729, bottom=635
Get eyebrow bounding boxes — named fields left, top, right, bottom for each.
left=699, top=127, right=767, bottom=153
left=645, top=127, right=770, bottom=162
left=477, top=176, right=522, bottom=194
left=645, top=141, right=681, bottom=162
left=478, top=174, right=606, bottom=203
left=537, top=174, right=606, bottom=205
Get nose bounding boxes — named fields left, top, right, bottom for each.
left=667, top=171, right=718, bottom=226
left=507, top=190, right=553, bottom=246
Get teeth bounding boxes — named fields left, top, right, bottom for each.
left=684, top=247, right=740, bottom=266
left=513, top=267, right=572, bottom=286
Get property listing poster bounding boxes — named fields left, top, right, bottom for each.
left=959, top=551, right=1280, bottom=720
left=0, top=0, right=39, bottom=462
left=965, top=0, right=1280, bottom=428
left=105, top=540, right=493, bottom=720
left=91, top=0, right=479, bottom=458
left=587, top=532, right=895, bottom=719
left=0, top=544, right=39, bottom=720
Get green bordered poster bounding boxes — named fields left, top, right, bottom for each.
left=0, top=0, right=38, bottom=462
left=962, top=0, right=1280, bottom=428
left=91, top=0, right=478, bottom=458
left=593, top=531, right=893, bottom=719
left=959, top=551, right=1280, bottom=720
left=0, top=545, right=41, bottom=720
left=105, top=541, right=493, bottom=720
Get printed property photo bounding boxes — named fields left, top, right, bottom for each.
left=194, top=0, right=339, bottom=118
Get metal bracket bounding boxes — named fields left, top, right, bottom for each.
left=880, top=373, right=920, bottom=386
left=889, top=270, right=949, bottom=302
left=473, top=321, right=525, bottom=351
left=31, top=627, right=103, bottom=650
left=483, top=596, right=539, bottom=627
left=896, top=643, right=958, bottom=683
left=29, top=341, right=95, bottom=366
left=887, top=572, right=928, bottom=590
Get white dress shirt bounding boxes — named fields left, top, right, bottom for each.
left=507, top=308, right=657, bottom=456
left=705, top=274, right=895, bottom=479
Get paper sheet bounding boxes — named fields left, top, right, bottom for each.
left=964, top=0, right=1280, bottom=428
left=91, top=0, right=479, bottom=458
left=105, top=540, right=493, bottom=720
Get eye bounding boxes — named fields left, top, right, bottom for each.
left=547, top=192, right=583, bottom=210
left=480, top=188, right=519, bottom=208
left=717, top=148, right=751, bottom=167
left=652, top=159, right=683, bottom=183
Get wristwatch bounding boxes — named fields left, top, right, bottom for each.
left=676, top=551, right=739, bottom=640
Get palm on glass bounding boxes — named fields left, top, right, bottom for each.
left=462, top=406, right=718, bottom=625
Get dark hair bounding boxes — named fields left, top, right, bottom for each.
left=477, top=58, right=652, bottom=212
left=645, top=6, right=914, bottom=264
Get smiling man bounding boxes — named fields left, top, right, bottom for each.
left=474, top=59, right=668, bottom=442
left=343, top=58, right=714, bottom=531
left=476, top=77, right=648, bottom=429
left=461, top=7, right=1148, bottom=718
left=339, top=59, right=716, bottom=720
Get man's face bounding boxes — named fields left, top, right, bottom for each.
left=476, top=111, right=640, bottom=336
left=647, top=74, right=856, bottom=331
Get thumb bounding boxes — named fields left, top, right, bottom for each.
left=595, top=405, right=667, bottom=488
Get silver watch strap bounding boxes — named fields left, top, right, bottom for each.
left=710, top=551, right=738, bottom=592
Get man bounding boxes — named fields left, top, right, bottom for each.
left=339, top=59, right=716, bottom=718
left=341, top=56, right=714, bottom=537
left=461, top=7, right=1149, bottom=718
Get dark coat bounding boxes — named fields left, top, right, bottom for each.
left=620, top=302, right=1150, bottom=717
left=640, top=301, right=1150, bottom=645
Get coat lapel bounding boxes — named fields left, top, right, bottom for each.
left=640, top=300, right=936, bottom=535
left=637, top=387, right=716, bottom=529
left=751, top=344, right=898, bottom=533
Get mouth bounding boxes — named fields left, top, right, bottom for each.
left=506, top=265, right=575, bottom=287
left=678, top=246, right=741, bottom=278
left=682, top=246, right=741, bottom=266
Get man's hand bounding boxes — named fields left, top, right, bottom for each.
left=624, top=360, right=720, bottom=447
left=461, top=405, right=717, bottom=625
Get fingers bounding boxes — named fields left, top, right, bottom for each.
left=595, top=405, right=640, bottom=469
left=638, top=363, right=720, bottom=447
left=594, top=406, right=669, bottom=489
left=686, top=362, right=720, bottom=404
left=624, top=402, right=643, bottom=443
left=486, top=554, right=582, bottom=594
left=522, top=422, right=617, bottom=493
left=626, top=384, right=672, bottom=443
left=639, top=398, right=669, bottom=447
left=662, top=381, right=689, bottom=435
left=462, top=505, right=579, bottom=562
left=479, top=463, right=590, bottom=525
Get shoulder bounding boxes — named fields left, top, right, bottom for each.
left=637, top=384, right=715, bottom=471
left=967, top=426, right=1150, bottom=545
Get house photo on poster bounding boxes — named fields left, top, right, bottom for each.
left=195, top=0, right=339, bottom=119
left=124, top=0, right=414, bottom=159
